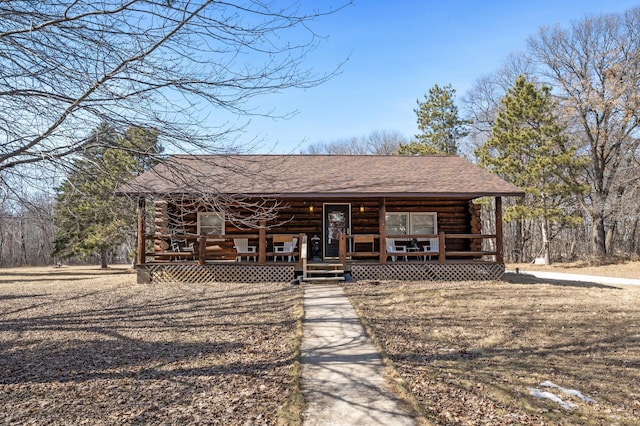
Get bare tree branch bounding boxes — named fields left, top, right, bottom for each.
left=528, top=7, right=640, bottom=256
left=0, top=0, right=349, bottom=176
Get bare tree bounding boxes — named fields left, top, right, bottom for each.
left=0, top=0, right=348, bottom=195
left=0, top=194, right=55, bottom=267
left=366, top=130, right=406, bottom=154
left=461, top=52, right=536, bottom=159
left=305, top=137, right=366, bottom=155
left=303, top=130, right=406, bottom=155
left=465, top=8, right=640, bottom=261
left=528, top=7, right=640, bottom=257
left=0, top=1, right=349, bottom=265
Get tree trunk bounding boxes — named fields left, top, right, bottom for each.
left=541, top=194, right=552, bottom=265
left=513, top=219, right=523, bottom=263
left=591, top=212, right=607, bottom=258
left=631, top=217, right=639, bottom=255
left=541, top=217, right=551, bottom=265
left=100, top=247, right=108, bottom=269
left=605, top=220, right=616, bottom=256
left=20, top=218, right=28, bottom=266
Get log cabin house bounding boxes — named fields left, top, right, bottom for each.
left=118, top=154, right=524, bottom=283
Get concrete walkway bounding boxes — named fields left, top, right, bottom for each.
left=301, top=283, right=415, bottom=426
left=508, top=269, right=640, bottom=286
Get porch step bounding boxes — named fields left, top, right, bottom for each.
left=304, top=276, right=346, bottom=282
left=303, top=263, right=346, bottom=282
left=306, top=269, right=345, bottom=275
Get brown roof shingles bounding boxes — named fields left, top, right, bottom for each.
left=118, top=154, right=524, bottom=198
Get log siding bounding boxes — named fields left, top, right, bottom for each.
left=150, top=196, right=485, bottom=262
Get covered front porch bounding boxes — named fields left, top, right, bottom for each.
left=134, top=196, right=506, bottom=283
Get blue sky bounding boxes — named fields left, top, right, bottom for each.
left=228, top=1, right=640, bottom=154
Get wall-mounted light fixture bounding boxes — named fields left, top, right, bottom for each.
left=360, top=203, right=365, bottom=213
left=309, top=204, right=314, bottom=213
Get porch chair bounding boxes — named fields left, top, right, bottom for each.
left=274, top=237, right=298, bottom=262
left=422, top=238, right=439, bottom=260
left=386, top=238, right=407, bottom=261
left=170, top=238, right=195, bottom=260
left=353, top=234, right=375, bottom=253
left=233, top=238, right=256, bottom=262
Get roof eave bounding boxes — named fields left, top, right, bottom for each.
left=116, top=190, right=525, bottom=198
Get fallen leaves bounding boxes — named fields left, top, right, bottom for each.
left=344, top=279, right=640, bottom=425
left=0, top=272, right=303, bottom=425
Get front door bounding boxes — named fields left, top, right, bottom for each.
left=323, top=203, right=351, bottom=259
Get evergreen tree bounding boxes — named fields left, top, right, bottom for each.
left=53, top=124, right=160, bottom=267
left=476, top=76, right=588, bottom=264
left=399, top=84, right=469, bottom=155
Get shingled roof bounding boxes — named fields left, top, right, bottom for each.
left=118, top=154, right=524, bottom=199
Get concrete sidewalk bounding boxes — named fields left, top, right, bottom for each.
left=508, top=269, right=640, bottom=286
left=301, top=283, right=415, bottom=426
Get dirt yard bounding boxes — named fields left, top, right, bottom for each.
left=343, top=275, right=640, bottom=425
left=0, top=265, right=303, bottom=425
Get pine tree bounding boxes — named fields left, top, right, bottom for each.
left=53, top=124, right=160, bottom=267
left=399, top=84, right=469, bottom=155
left=476, top=76, right=588, bottom=264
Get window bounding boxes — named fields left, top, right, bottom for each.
left=385, top=212, right=437, bottom=236
left=410, top=213, right=437, bottom=235
left=386, top=213, right=408, bottom=235
left=197, top=212, right=225, bottom=236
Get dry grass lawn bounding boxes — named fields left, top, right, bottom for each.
left=344, top=275, right=640, bottom=425
left=3, top=263, right=639, bottom=425
left=0, top=265, right=303, bottom=425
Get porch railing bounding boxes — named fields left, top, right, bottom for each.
left=338, top=232, right=501, bottom=265
left=145, top=232, right=305, bottom=266
left=143, top=231, right=501, bottom=265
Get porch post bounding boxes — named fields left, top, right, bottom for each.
left=198, top=232, right=206, bottom=265
left=379, top=197, right=387, bottom=264
left=136, top=197, right=145, bottom=266
left=438, top=231, right=446, bottom=264
left=258, top=220, right=267, bottom=265
left=338, top=233, right=347, bottom=265
left=298, top=233, right=305, bottom=267
left=495, top=196, right=504, bottom=264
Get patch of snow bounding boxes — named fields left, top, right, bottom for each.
left=539, top=380, right=597, bottom=404
left=528, top=388, right=577, bottom=410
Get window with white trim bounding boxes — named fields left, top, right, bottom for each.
left=197, top=211, right=225, bottom=236
left=410, top=212, right=437, bottom=235
left=386, top=213, right=408, bottom=235
left=385, top=212, right=437, bottom=236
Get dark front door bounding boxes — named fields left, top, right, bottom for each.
left=323, top=203, right=351, bottom=259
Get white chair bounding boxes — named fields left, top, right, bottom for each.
left=171, top=238, right=195, bottom=260
left=171, top=238, right=193, bottom=251
left=233, top=238, right=256, bottom=261
left=423, top=238, right=439, bottom=260
left=275, top=237, right=298, bottom=262
left=386, top=238, right=407, bottom=261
